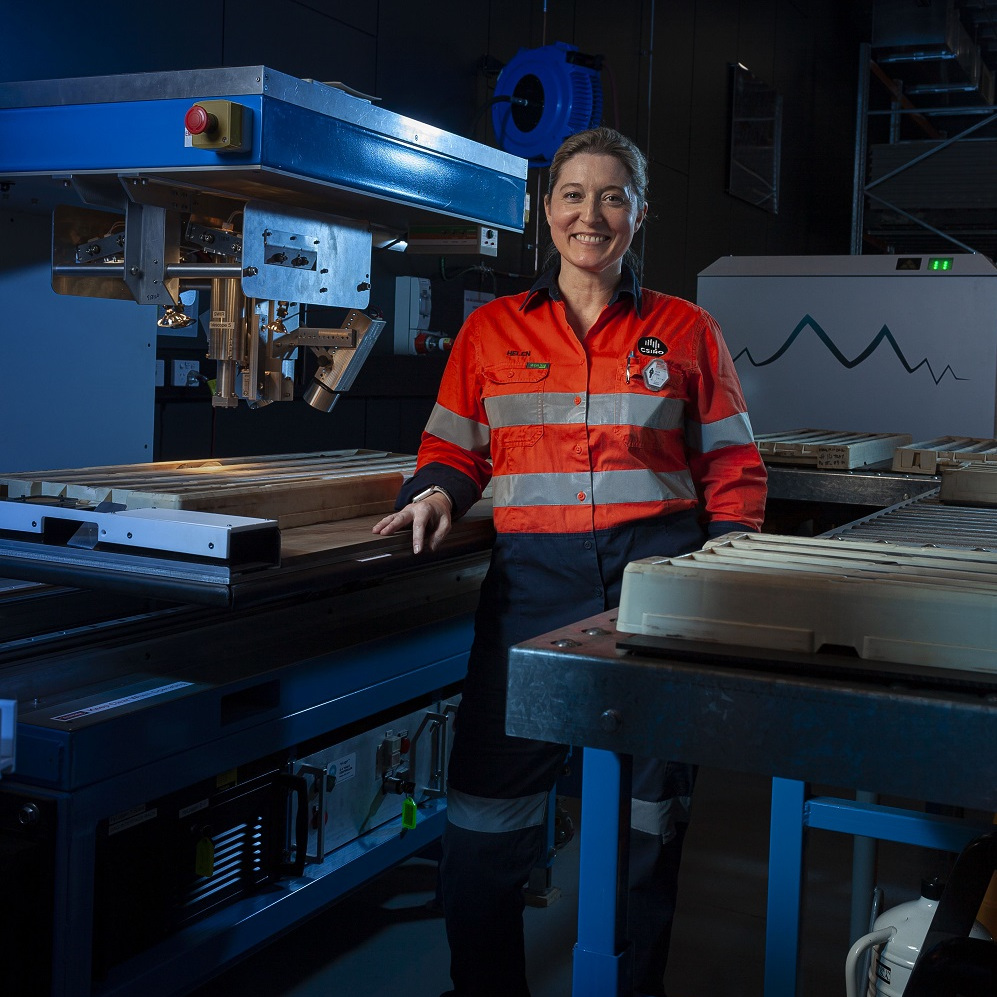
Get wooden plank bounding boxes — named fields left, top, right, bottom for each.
left=60, top=458, right=416, bottom=505
left=1, top=452, right=412, bottom=485
left=278, top=500, right=494, bottom=560
left=6, top=456, right=406, bottom=489
left=118, top=471, right=406, bottom=528
left=0, top=448, right=378, bottom=477
left=0, top=449, right=402, bottom=492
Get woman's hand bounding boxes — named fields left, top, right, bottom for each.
left=372, top=492, right=453, bottom=554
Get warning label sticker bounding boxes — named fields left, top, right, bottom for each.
left=334, top=753, right=357, bottom=783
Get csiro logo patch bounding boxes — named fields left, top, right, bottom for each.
left=637, top=336, right=667, bottom=357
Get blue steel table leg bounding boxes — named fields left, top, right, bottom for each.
left=764, top=777, right=807, bottom=997
left=849, top=789, right=880, bottom=986
left=573, top=746, right=634, bottom=997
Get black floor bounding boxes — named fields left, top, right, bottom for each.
left=187, top=766, right=956, bottom=997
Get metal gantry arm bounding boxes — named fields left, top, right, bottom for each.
left=0, top=65, right=529, bottom=415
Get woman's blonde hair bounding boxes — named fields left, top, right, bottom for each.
left=546, top=126, right=648, bottom=203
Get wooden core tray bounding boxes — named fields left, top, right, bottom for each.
left=939, top=462, right=997, bottom=507
left=0, top=450, right=417, bottom=530
left=892, top=437, right=997, bottom=474
left=755, top=429, right=912, bottom=469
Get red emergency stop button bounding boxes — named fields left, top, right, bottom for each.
left=185, top=104, right=216, bottom=135
left=183, top=99, right=251, bottom=152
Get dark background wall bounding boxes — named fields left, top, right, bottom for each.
left=0, top=0, right=871, bottom=462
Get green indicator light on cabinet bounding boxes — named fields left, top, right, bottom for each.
left=928, top=257, right=953, bottom=271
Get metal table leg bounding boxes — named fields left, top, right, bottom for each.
left=573, top=747, right=634, bottom=997
left=764, top=777, right=807, bottom=997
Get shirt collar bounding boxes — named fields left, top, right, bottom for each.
left=521, top=264, right=644, bottom=318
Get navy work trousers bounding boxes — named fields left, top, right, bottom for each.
left=441, top=513, right=704, bottom=997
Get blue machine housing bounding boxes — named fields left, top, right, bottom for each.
left=0, top=65, right=528, bottom=233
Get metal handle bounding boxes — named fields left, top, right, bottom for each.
left=274, top=772, right=309, bottom=878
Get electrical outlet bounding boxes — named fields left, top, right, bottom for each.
left=171, top=359, right=201, bottom=386
left=479, top=227, right=498, bottom=255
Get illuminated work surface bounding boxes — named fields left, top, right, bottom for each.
left=0, top=494, right=494, bottom=607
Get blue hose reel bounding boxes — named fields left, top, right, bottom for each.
left=491, top=41, right=603, bottom=166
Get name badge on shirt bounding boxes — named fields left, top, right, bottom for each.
left=642, top=358, right=669, bottom=391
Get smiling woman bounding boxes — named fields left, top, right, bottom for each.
left=373, top=126, right=767, bottom=997
left=545, top=152, right=646, bottom=282
left=540, top=131, right=649, bottom=338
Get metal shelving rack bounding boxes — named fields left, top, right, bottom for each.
left=852, top=0, right=997, bottom=257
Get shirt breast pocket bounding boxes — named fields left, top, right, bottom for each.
left=618, top=362, right=688, bottom=453
left=482, top=364, right=548, bottom=447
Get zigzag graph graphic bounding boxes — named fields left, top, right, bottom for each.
left=732, top=313, right=967, bottom=385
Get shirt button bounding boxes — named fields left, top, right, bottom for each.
left=573, top=396, right=581, bottom=405
left=574, top=445, right=582, bottom=454
left=577, top=492, right=586, bottom=502
left=583, top=540, right=593, bottom=550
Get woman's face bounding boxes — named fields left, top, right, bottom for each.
left=544, top=152, right=646, bottom=278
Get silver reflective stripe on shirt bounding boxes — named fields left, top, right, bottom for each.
left=446, top=786, right=549, bottom=832
left=425, top=403, right=491, bottom=454
left=595, top=468, right=698, bottom=503
left=486, top=391, right=684, bottom=432
left=685, top=411, right=754, bottom=453
left=492, top=467, right=697, bottom=507
left=590, top=392, right=685, bottom=432
left=484, top=392, right=547, bottom=428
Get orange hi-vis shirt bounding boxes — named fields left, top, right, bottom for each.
left=415, top=276, right=767, bottom=535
